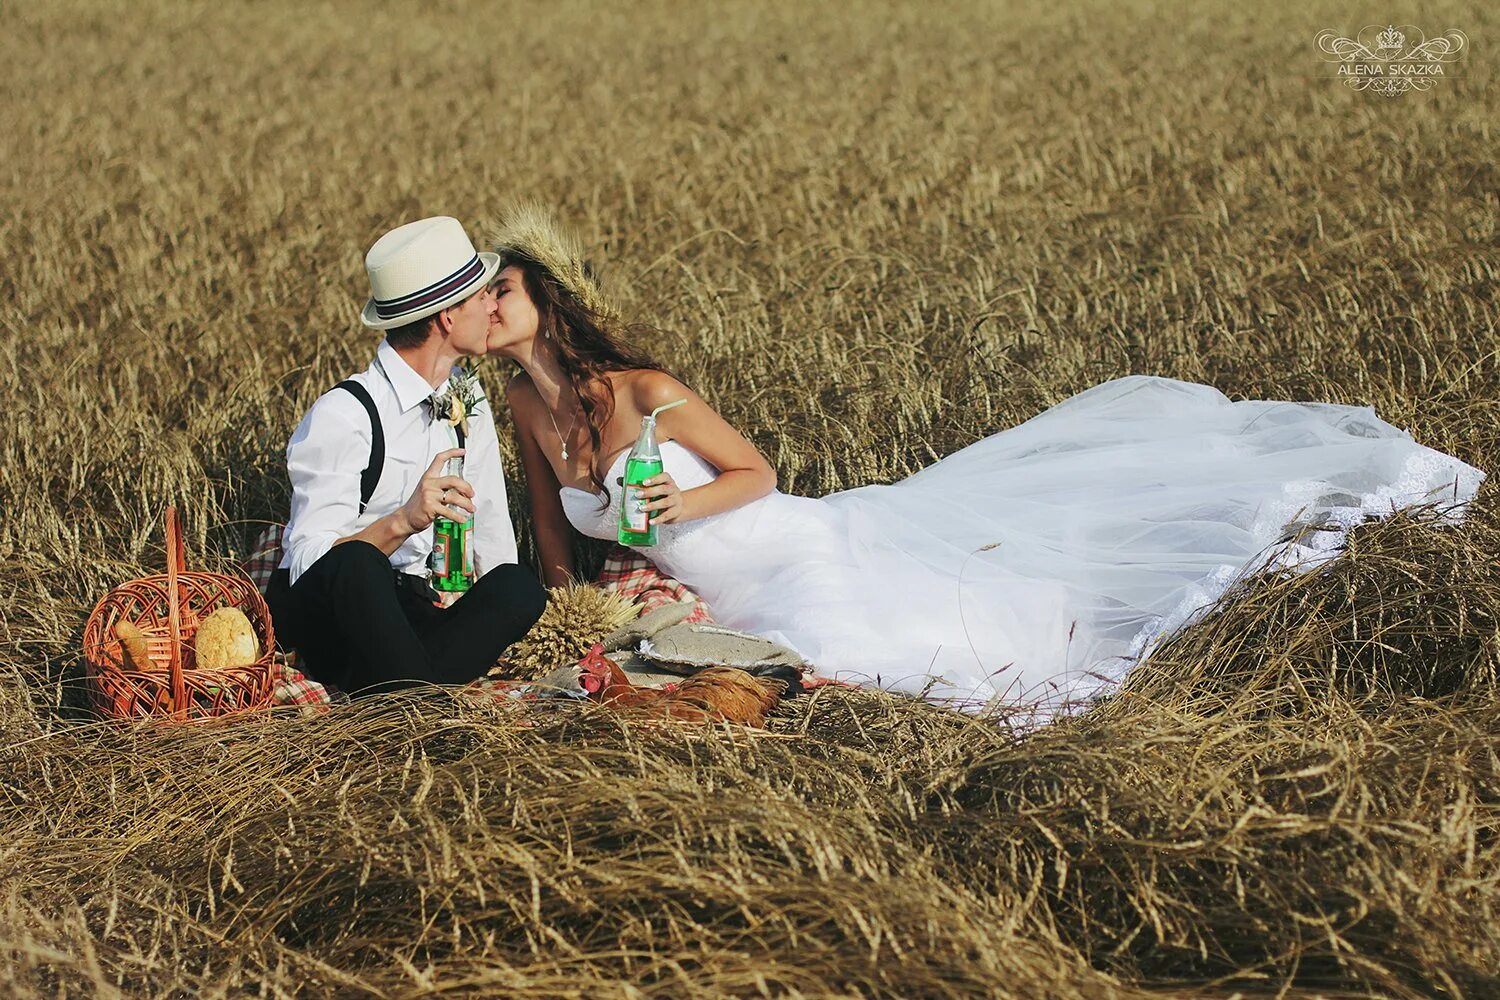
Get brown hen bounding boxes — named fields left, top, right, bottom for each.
left=576, top=643, right=789, bottom=726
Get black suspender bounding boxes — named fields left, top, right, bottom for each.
left=334, top=380, right=384, bottom=514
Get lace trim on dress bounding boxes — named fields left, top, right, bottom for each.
left=1103, top=447, right=1483, bottom=689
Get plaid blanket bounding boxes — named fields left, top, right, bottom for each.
left=595, top=547, right=715, bottom=624
left=244, top=525, right=714, bottom=709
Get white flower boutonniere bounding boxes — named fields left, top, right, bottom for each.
left=430, top=362, right=485, bottom=440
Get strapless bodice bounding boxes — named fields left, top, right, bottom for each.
left=558, top=440, right=877, bottom=663
left=559, top=439, right=725, bottom=549
left=558, top=439, right=847, bottom=587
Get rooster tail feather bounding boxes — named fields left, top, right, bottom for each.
left=670, top=667, right=783, bottom=726
left=745, top=663, right=806, bottom=698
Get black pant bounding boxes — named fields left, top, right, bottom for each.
left=265, top=541, right=546, bottom=695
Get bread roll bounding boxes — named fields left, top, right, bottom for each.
left=114, top=620, right=154, bottom=672
left=194, top=607, right=260, bottom=669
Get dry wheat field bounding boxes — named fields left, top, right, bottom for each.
left=2, top=0, right=1498, bottom=996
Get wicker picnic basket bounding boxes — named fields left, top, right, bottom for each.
left=82, top=507, right=276, bottom=720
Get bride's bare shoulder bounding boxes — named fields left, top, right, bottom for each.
left=617, top=368, right=692, bottom=411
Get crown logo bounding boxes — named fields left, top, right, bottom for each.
left=1376, top=25, right=1405, bottom=51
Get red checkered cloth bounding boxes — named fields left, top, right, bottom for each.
left=267, top=656, right=337, bottom=713
left=243, top=523, right=285, bottom=597
left=595, top=544, right=715, bottom=623
left=241, top=526, right=715, bottom=708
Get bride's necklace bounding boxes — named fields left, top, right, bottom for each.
left=545, top=400, right=578, bottom=461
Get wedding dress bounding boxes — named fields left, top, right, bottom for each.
left=559, top=376, right=1484, bottom=716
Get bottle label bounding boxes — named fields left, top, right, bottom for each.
left=429, top=531, right=450, bottom=577
left=622, top=484, right=650, bottom=533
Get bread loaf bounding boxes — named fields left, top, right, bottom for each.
left=194, top=607, right=260, bottom=669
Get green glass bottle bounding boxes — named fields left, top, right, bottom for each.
left=619, top=399, right=687, bottom=546
left=430, top=450, right=474, bottom=592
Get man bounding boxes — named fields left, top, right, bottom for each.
left=266, top=216, right=546, bottom=693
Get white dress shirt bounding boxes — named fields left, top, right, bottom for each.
left=279, top=339, right=519, bottom=586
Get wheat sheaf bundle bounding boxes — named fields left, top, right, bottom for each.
left=487, top=203, right=620, bottom=323
left=498, top=582, right=640, bottom=679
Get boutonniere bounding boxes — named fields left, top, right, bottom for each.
left=430, top=362, right=485, bottom=439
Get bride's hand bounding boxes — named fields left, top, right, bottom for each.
left=640, top=473, right=685, bottom=524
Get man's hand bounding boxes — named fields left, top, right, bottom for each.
left=334, top=449, right=478, bottom=558
left=398, top=448, right=475, bottom=534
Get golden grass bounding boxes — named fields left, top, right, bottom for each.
left=1, top=0, right=1497, bottom=995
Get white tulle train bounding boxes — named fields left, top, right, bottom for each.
left=559, top=376, right=1485, bottom=717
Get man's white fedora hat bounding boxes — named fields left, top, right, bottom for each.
left=360, top=216, right=501, bottom=329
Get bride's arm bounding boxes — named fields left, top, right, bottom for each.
left=507, top=378, right=577, bottom=588
left=633, top=371, right=777, bottom=525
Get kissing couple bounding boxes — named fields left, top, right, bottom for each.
left=267, top=208, right=1484, bottom=716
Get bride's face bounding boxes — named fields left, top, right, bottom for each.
left=485, top=265, right=540, bottom=356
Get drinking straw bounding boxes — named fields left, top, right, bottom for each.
left=650, top=399, right=688, bottom=419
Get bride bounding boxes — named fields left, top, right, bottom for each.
left=483, top=206, right=1485, bottom=716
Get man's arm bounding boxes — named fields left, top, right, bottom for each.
left=339, top=447, right=472, bottom=559
left=283, top=394, right=371, bottom=585
left=335, top=509, right=423, bottom=558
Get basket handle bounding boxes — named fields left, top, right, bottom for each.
left=164, top=506, right=188, bottom=716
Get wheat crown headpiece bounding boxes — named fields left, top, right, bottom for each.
left=487, top=203, right=619, bottom=324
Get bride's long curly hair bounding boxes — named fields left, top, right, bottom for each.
left=496, top=252, right=675, bottom=499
